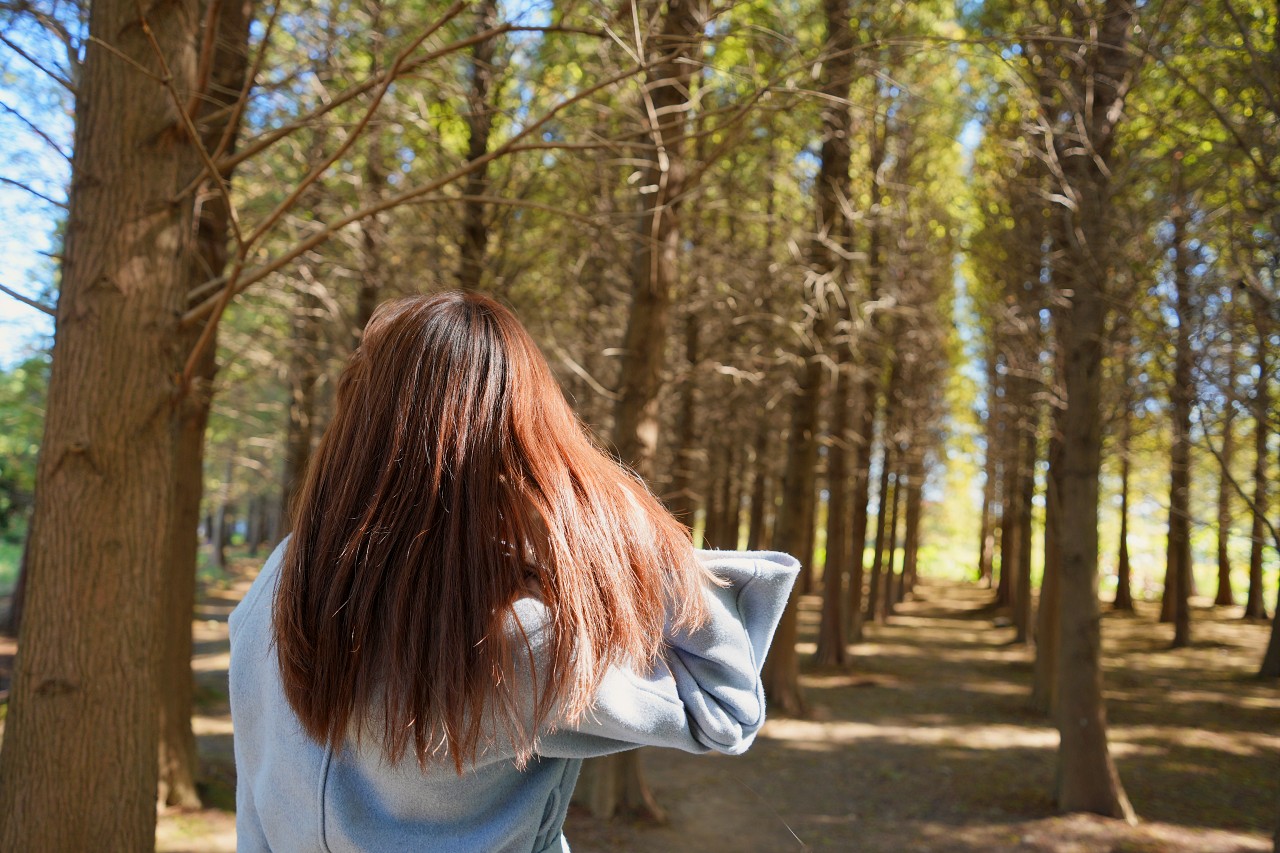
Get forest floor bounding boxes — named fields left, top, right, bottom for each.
left=2, top=556, right=1276, bottom=852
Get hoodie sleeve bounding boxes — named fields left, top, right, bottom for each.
left=531, top=549, right=800, bottom=759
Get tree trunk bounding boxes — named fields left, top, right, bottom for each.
left=1053, top=162, right=1136, bottom=822
left=456, top=0, right=499, bottom=291
left=816, top=359, right=851, bottom=667
left=157, top=343, right=214, bottom=811
left=280, top=286, right=321, bottom=530
left=901, top=456, right=924, bottom=599
left=1215, top=403, right=1236, bottom=606
left=761, top=344, right=822, bottom=716
left=865, top=438, right=893, bottom=624
left=1114, top=452, right=1135, bottom=611
left=997, top=398, right=1017, bottom=610
left=2, top=527, right=32, bottom=636
left=1245, top=293, right=1271, bottom=620
left=1014, top=397, right=1038, bottom=645
left=665, top=313, right=700, bottom=528
left=846, top=389, right=875, bottom=644
left=581, top=0, right=705, bottom=821
left=211, top=454, right=235, bottom=573
left=1162, top=192, right=1193, bottom=648
left=978, top=444, right=997, bottom=587
left=1032, top=430, right=1063, bottom=715
left=808, top=0, right=855, bottom=666
left=0, top=0, right=207, bottom=842
left=746, top=417, right=771, bottom=550
left=1040, top=0, right=1139, bottom=819
left=884, top=462, right=904, bottom=614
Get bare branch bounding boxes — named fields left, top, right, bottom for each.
left=0, top=282, right=55, bottom=316
left=0, top=175, right=66, bottom=208
left=0, top=101, right=71, bottom=160
left=0, top=32, right=75, bottom=92
left=183, top=61, right=650, bottom=324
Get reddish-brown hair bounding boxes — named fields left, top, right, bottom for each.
left=274, top=291, right=707, bottom=771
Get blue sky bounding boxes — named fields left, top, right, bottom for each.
left=0, top=13, right=70, bottom=367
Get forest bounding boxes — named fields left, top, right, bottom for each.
left=0, top=0, right=1277, bottom=850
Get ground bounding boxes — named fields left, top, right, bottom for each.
left=2, top=559, right=1277, bottom=852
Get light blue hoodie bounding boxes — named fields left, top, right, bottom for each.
left=228, top=541, right=800, bottom=853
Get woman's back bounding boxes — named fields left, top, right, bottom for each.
left=231, top=540, right=799, bottom=852
left=228, top=293, right=799, bottom=851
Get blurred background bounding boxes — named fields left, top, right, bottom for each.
left=0, top=0, right=1277, bottom=850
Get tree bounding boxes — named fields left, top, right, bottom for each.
left=1034, top=0, right=1142, bottom=819
left=579, top=0, right=707, bottom=822
left=0, top=0, right=215, bottom=842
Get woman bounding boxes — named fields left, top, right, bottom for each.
left=229, top=292, right=799, bottom=852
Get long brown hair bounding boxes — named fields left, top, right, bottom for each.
left=274, top=291, right=708, bottom=771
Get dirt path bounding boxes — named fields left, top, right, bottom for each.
left=152, top=570, right=1278, bottom=852
left=566, top=583, right=1278, bottom=852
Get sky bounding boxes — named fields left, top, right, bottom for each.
left=0, top=14, right=69, bottom=368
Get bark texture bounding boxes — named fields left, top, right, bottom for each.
left=1041, top=0, right=1139, bottom=820
left=0, top=0, right=206, bottom=842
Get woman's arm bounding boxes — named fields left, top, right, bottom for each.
left=528, top=550, right=800, bottom=759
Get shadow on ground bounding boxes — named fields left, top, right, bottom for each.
left=141, top=559, right=1278, bottom=852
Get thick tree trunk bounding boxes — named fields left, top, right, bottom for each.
left=0, top=0, right=206, bottom=842
left=456, top=0, right=499, bottom=291
left=1055, top=257, right=1135, bottom=819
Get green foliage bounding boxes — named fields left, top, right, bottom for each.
left=0, top=354, right=47, bottom=541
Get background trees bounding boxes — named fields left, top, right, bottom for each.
left=0, top=0, right=1276, bottom=848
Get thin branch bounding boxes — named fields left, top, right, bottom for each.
left=239, top=12, right=449, bottom=252
left=0, top=175, right=66, bottom=208
left=0, top=283, right=55, bottom=316
left=183, top=61, right=650, bottom=324
left=1193, top=400, right=1280, bottom=554
left=547, top=340, right=620, bottom=401
left=204, top=0, right=282, bottom=168
left=184, top=0, right=223, bottom=119
left=134, top=3, right=244, bottom=249
left=212, top=15, right=602, bottom=175
left=0, top=101, right=71, bottom=160
left=0, top=32, right=75, bottom=92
